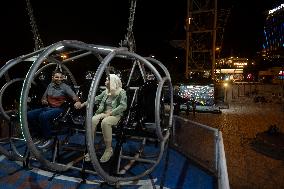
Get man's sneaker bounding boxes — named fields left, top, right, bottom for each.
left=32, top=137, right=42, bottom=145
left=37, top=138, right=54, bottom=149
left=100, top=148, right=113, bottom=163
left=84, top=153, right=91, bottom=162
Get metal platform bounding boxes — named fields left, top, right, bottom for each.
left=0, top=145, right=215, bottom=189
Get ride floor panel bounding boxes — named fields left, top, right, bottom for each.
left=0, top=146, right=215, bottom=189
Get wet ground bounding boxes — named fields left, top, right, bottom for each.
left=181, top=101, right=284, bottom=189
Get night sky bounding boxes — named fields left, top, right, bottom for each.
left=0, top=0, right=279, bottom=65
left=221, top=0, right=279, bottom=58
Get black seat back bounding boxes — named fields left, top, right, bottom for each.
left=136, top=81, right=157, bottom=123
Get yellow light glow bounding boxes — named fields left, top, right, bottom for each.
left=188, top=17, right=192, bottom=25
left=223, top=83, right=228, bottom=87
left=60, top=54, right=67, bottom=59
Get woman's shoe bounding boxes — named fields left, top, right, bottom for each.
left=100, top=148, right=113, bottom=163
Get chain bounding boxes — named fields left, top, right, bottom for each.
left=120, top=0, right=137, bottom=52
left=127, top=0, right=137, bottom=37
left=26, top=0, right=44, bottom=50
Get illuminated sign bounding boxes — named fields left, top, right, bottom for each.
left=216, top=69, right=243, bottom=74
left=269, top=4, right=284, bottom=14
left=233, top=62, right=247, bottom=66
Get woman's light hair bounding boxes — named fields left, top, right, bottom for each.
left=107, top=74, right=122, bottom=95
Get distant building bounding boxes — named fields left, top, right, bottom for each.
left=259, top=67, right=284, bottom=84
left=262, top=3, right=284, bottom=58
left=216, top=57, right=252, bottom=82
left=217, top=57, right=249, bottom=68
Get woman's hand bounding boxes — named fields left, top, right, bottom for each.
left=105, top=111, right=112, bottom=117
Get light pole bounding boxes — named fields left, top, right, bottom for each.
left=223, top=82, right=228, bottom=102
left=281, top=63, right=284, bottom=111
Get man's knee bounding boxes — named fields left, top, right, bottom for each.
left=27, top=111, right=37, bottom=121
left=38, top=113, right=48, bottom=122
left=39, top=112, right=56, bottom=123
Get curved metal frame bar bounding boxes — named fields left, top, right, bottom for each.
left=85, top=49, right=173, bottom=183
left=0, top=78, right=24, bottom=121
left=16, top=40, right=174, bottom=182
left=0, top=47, right=79, bottom=161
left=155, top=77, right=173, bottom=141
left=20, top=41, right=70, bottom=171
left=0, top=78, right=29, bottom=160
left=0, top=65, right=77, bottom=161
left=19, top=40, right=123, bottom=171
left=0, top=49, right=46, bottom=160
